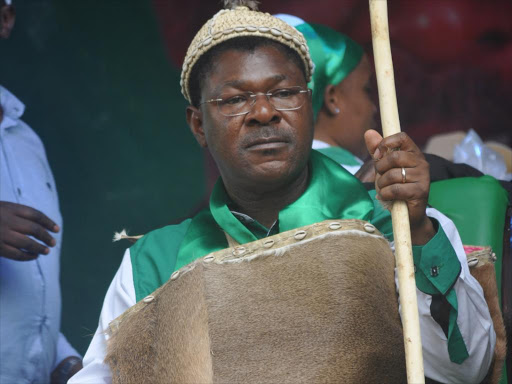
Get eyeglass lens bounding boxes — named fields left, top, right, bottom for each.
left=217, top=87, right=308, bottom=116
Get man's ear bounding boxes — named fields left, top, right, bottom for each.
left=186, top=106, right=208, bottom=148
left=322, top=84, right=341, bottom=116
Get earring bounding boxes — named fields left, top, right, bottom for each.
left=334, top=107, right=340, bottom=114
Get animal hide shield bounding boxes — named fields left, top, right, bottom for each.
left=105, top=219, right=408, bottom=383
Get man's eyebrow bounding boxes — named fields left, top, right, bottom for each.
left=211, top=75, right=287, bottom=95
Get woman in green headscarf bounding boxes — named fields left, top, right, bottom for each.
left=276, top=15, right=377, bottom=176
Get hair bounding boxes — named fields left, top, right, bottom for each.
left=188, top=36, right=307, bottom=107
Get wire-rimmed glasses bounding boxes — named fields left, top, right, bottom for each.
left=200, top=86, right=311, bottom=117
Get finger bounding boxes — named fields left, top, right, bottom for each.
left=375, top=132, right=421, bottom=155
left=377, top=167, right=417, bottom=190
left=364, top=129, right=384, bottom=159
left=0, top=243, right=39, bottom=261
left=4, top=230, right=50, bottom=255
left=15, top=205, right=59, bottom=233
left=355, top=160, right=376, bottom=183
left=11, top=216, right=56, bottom=247
left=378, top=182, right=425, bottom=203
left=374, top=150, right=424, bottom=176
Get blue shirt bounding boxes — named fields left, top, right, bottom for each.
left=0, top=86, right=79, bottom=383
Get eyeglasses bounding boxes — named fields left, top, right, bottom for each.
left=200, top=86, right=311, bottom=117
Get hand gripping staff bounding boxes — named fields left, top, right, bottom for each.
left=369, top=1, right=425, bottom=383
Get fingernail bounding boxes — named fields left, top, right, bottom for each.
left=44, top=248, right=50, bottom=255
left=374, top=148, right=381, bottom=160
left=53, top=225, right=60, bottom=233
left=51, top=238, right=56, bottom=247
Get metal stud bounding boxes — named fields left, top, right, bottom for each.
left=233, top=246, right=246, bottom=256
left=467, top=258, right=479, bottom=268
left=294, top=230, right=307, bottom=240
left=203, top=254, right=215, bottom=263
left=143, top=295, right=154, bottom=303
left=263, top=239, right=274, bottom=248
left=430, top=266, right=439, bottom=277
left=329, top=222, right=342, bottom=230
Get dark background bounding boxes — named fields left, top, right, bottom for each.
left=1, top=0, right=511, bottom=355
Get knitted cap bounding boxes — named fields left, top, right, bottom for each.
left=180, top=1, right=314, bottom=103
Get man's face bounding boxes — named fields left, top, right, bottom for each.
left=188, top=45, right=314, bottom=192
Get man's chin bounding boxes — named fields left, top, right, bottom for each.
left=249, top=159, right=305, bottom=185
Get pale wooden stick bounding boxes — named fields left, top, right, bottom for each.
left=369, top=1, right=425, bottom=383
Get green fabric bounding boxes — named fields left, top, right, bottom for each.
left=295, top=23, right=364, bottom=120
left=207, top=150, right=374, bottom=245
left=428, top=176, right=509, bottom=303
left=315, top=146, right=361, bottom=166
left=130, top=219, right=191, bottom=302
left=129, top=151, right=468, bottom=363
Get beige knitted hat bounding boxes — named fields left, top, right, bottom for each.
left=180, top=0, right=315, bottom=103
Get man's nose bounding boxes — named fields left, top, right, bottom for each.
left=246, top=95, right=281, bottom=126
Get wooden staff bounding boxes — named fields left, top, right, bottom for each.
left=369, top=1, right=425, bottom=383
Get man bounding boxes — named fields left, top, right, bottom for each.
left=0, top=1, right=82, bottom=383
left=72, top=2, right=495, bottom=383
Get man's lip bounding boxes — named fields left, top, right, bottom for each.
left=245, top=137, right=289, bottom=149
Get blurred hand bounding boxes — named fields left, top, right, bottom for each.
left=355, top=159, right=376, bottom=183
left=0, top=201, right=59, bottom=261
left=364, top=130, right=435, bottom=244
left=50, top=356, right=83, bottom=384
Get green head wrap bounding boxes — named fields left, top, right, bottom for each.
left=275, top=15, right=364, bottom=120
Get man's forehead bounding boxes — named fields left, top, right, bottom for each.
left=210, top=75, right=288, bottom=95
left=206, top=48, right=305, bottom=94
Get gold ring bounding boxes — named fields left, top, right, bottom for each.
left=401, top=167, right=407, bottom=183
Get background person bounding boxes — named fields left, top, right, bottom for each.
left=0, top=1, right=82, bottom=382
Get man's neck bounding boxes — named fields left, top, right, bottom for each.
left=223, top=167, right=310, bottom=229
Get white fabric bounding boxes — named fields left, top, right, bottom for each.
left=312, top=140, right=363, bottom=175
left=70, top=210, right=495, bottom=384
left=69, top=251, right=135, bottom=384
left=398, top=208, right=495, bottom=384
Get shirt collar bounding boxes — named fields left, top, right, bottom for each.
left=312, top=140, right=363, bottom=165
left=209, top=150, right=374, bottom=245
left=0, top=86, right=25, bottom=131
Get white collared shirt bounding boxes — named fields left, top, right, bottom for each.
left=0, top=85, right=79, bottom=383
